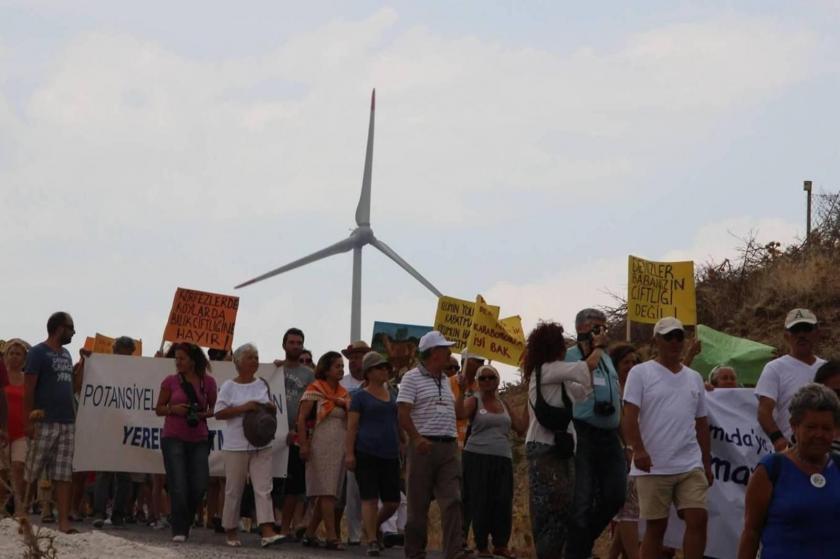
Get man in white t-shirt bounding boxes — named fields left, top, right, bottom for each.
left=623, top=317, right=712, bottom=559
left=755, top=308, right=826, bottom=451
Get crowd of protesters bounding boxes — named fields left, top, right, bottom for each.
left=1, top=306, right=839, bottom=559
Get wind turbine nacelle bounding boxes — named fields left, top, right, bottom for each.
left=351, top=226, right=375, bottom=245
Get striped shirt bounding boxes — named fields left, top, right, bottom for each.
left=397, top=365, right=457, bottom=438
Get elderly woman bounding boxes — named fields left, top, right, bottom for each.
left=299, top=351, right=350, bottom=550
left=708, top=365, right=738, bottom=388
left=738, top=383, right=840, bottom=559
left=456, top=364, right=528, bottom=559
left=0, top=338, right=30, bottom=518
left=214, top=343, right=283, bottom=548
left=523, top=322, right=598, bottom=559
left=154, top=343, right=217, bottom=542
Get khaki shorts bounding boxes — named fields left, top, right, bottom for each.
left=635, top=468, right=708, bottom=520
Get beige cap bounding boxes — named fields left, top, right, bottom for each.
left=785, top=308, right=818, bottom=329
left=653, top=317, right=684, bottom=336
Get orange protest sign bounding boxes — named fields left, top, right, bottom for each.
left=163, top=288, right=239, bottom=351
left=92, top=333, right=142, bottom=356
left=83, top=337, right=95, bottom=352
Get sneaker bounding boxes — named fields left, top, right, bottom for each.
left=92, top=517, right=105, bottom=529
left=383, top=532, right=404, bottom=548
left=367, top=542, right=381, bottom=556
left=261, top=534, right=286, bottom=547
left=172, top=535, right=187, bottom=543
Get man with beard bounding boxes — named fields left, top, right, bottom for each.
left=23, top=312, right=80, bottom=534
left=273, top=328, right=315, bottom=539
left=756, top=309, right=827, bottom=451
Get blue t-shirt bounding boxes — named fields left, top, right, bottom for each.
left=565, top=344, right=621, bottom=430
left=760, top=453, right=840, bottom=558
left=25, top=342, right=76, bottom=424
left=350, top=389, right=400, bottom=460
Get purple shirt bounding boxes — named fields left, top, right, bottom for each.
left=161, top=373, right=217, bottom=443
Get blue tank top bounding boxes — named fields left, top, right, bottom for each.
left=760, top=453, right=840, bottom=558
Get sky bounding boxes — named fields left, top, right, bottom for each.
left=2, top=1, right=838, bottom=381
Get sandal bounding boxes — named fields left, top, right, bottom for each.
left=226, top=539, right=242, bottom=547
left=493, top=548, right=517, bottom=559
left=301, top=535, right=321, bottom=547
left=61, top=528, right=80, bottom=535
left=325, top=539, right=346, bottom=550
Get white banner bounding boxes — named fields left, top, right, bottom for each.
left=657, top=388, right=771, bottom=559
left=73, top=354, right=289, bottom=477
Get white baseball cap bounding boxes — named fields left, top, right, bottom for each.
left=785, top=308, right=818, bottom=330
left=418, top=331, right=456, bottom=352
left=653, top=317, right=684, bottom=336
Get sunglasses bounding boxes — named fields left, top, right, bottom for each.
left=477, top=375, right=498, bottom=381
left=300, top=358, right=313, bottom=364
left=788, top=323, right=816, bottom=334
left=662, top=330, right=685, bottom=342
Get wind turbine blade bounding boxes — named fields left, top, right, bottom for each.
left=370, top=237, right=442, bottom=297
left=355, top=88, right=375, bottom=227
left=235, top=236, right=357, bottom=289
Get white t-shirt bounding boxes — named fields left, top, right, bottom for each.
left=525, top=361, right=591, bottom=446
left=754, top=354, right=827, bottom=440
left=341, top=374, right=363, bottom=392
left=624, top=360, right=707, bottom=476
left=214, top=378, right=273, bottom=451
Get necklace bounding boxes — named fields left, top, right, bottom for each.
left=794, top=448, right=829, bottom=488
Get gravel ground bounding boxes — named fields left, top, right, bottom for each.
left=13, top=517, right=439, bottom=559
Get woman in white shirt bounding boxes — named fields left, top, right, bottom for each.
left=523, top=322, right=601, bottom=559
left=214, top=343, right=283, bottom=548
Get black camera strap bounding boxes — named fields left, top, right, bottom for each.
left=178, top=373, right=204, bottom=410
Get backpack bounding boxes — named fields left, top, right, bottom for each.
left=529, top=364, right=575, bottom=458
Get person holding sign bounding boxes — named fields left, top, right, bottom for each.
left=154, top=343, right=217, bottom=543
left=623, top=317, right=712, bottom=559
left=563, top=308, right=626, bottom=559
left=214, top=343, right=284, bottom=548
left=456, top=364, right=528, bottom=559
left=522, top=322, right=595, bottom=559
left=756, top=309, right=826, bottom=452
left=738, top=383, right=840, bottom=559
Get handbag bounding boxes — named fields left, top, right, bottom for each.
left=242, top=378, right=278, bottom=448
left=530, top=364, right=575, bottom=458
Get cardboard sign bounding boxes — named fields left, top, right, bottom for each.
left=83, top=337, right=95, bottom=352
left=434, top=295, right=499, bottom=352
left=627, top=256, right=697, bottom=325
left=500, top=315, right=525, bottom=341
left=163, top=288, right=239, bottom=351
left=92, top=333, right=143, bottom=356
left=466, top=296, right=524, bottom=367
left=371, top=321, right=433, bottom=376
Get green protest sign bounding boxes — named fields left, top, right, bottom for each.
left=692, top=324, right=777, bottom=386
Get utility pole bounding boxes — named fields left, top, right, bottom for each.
left=804, top=180, right=813, bottom=240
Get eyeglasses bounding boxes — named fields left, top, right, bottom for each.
left=788, top=323, right=816, bottom=334
left=661, top=330, right=685, bottom=342
left=477, top=375, right=498, bottom=381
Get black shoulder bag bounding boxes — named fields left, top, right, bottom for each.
left=530, top=364, right=575, bottom=458
left=178, top=374, right=203, bottom=428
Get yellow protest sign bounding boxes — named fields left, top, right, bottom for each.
left=466, top=297, right=525, bottom=367
left=500, top=315, right=525, bottom=342
left=92, top=333, right=143, bottom=356
left=627, top=256, right=697, bottom=325
left=434, top=295, right=499, bottom=352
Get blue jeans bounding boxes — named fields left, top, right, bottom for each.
left=93, top=471, right=132, bottom=521
left=161, top=437, right=210, bottom=537
left=565, top=420, right=627, bottom=559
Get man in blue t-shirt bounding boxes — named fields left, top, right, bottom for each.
left=23, top=311, right=80, bottom=534
left=564, top=308, right=627, bottom=559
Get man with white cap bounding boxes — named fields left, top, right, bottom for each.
left=755, top=308, right=826, bottom=451
left=623, top=317, right=712, bottom=559
left=397, top=331, right=467, bottom=559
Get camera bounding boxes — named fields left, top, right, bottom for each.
left=593, top=401, right=616, bottom=416
left=185, top=403, right=200, bottom=427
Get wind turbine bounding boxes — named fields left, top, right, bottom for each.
left=235, top=89, right=443, bottom=341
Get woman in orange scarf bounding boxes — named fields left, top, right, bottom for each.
left=298, top=351, right=351, bottom=549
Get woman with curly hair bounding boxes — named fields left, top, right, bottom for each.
left=523, top=322, right=600, bottom=559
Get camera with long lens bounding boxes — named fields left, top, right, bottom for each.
left=593, top=401, right=616, bottom=416
left=185, top=403, right=200, bottom=427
